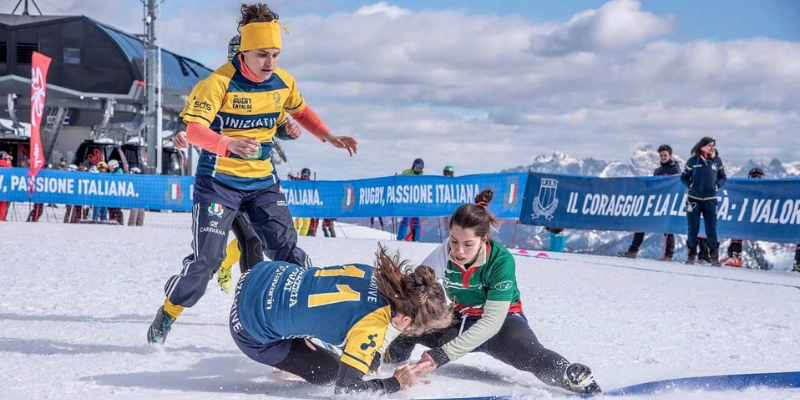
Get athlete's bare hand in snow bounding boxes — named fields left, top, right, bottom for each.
left=393, top=362, right=432, bottom=389
left=415, top=352, right=437, bottom=376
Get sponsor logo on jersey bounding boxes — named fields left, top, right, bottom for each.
left=360, top=333, right=379, bottom=351
left=192, top=98, right=213, bottom=112
left=494, top=280, right=513, bottom=291
left=223, top=115, right=278, bottom=130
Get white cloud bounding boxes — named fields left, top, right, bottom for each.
left=528, top=0, right=674, bottom=56
left=39, top=0, right=800, bottom=178
left=355, top=2, right=410, bottom=19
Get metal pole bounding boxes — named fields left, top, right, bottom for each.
left=511, top=219, right=519, bottom=249
left=155, top=1, right=163, bottom=174
left=144, top=0, right=160, bottom=174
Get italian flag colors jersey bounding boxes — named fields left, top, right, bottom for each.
left=421, top=240, right=521, bottom=315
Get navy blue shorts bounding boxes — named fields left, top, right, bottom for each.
left=229, top=271, right=293, bottom=366
left=194, top=175, right=286, bottom=211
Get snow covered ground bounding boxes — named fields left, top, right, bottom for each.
left=1, top=222, right=799, bottom=400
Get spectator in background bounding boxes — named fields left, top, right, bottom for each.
left=721, top=167, right=765, bottom=267
left=546, top=227, right=566, bottom=252
left=27, top=164, right=47, bottom=222
left=793, top=245, right=800, bottom=273
left=370, top=217, right=385, bottom=231
left=307, top=217, right=319, bottom=237
left=1, top=151, right=13, bottom=165
left=303, top=168, right=321, bottom=237
left=92, top=161, right=109, bottom=222
left=441, top=165, right=455, bottom=230
left=127, top=167, right=146, bottom=226
left=59, top=158, right=68, bottom=170
left=0, top=151, right=11, bottom=221
left=292, top=168, right=313, bottom=236
left=322, top=218, right=336, bottom=237
left=697, top=236, right=712, bottom=264
left=62, top=164, right=79, bottom=223
left=397, top=158, right=424, bottom=242
left=681, top=137, right=727, bottom=266
left=107, top=160, right=125, bottom=225
left=19, top=156, right=29, bottom=168
left=618, top=145, right=681, bottom=261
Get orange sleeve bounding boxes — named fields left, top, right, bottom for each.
left=186, top=122, right=233, bottom=156
left=291, top=106, right=330, bottom=143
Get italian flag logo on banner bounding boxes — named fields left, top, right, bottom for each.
left=507, top=182, right=517, bottom=204
left=345, top=188, right=354, bottom=206
left=341, top=183, right=356, bottom=211
left=170, top=183, right=181, bottom=200
left=164, top=182, right=184, bottom=203
left=503, top=177, right=520, bottom=210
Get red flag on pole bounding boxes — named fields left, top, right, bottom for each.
left=29, top=51, right=51, bottom=195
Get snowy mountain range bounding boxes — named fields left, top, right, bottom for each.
left=503, top=146, right=800, bottom=178
left=493, top=147, right=799, bottom=270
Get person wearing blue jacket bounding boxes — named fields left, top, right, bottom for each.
left=681, top=137, right=727, bottom=266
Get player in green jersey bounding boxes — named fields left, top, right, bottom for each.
left=385, top=189, right=601, bottom=394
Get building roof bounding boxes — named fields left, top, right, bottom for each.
left=0, top=13, right=212, bottom=91
left=0, top=14, right=73, bottom=26
left=94, top=19, right=212, bottom=91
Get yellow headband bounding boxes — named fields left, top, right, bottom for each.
left=239, top=21, right=289, bottom=52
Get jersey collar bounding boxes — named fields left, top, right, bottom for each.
left=447, top=241, right=490, bottom=272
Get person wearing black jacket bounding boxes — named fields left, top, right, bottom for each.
left=618, top=145, right=681, bottom=261
left=681, top=137, right=727, bottom=266
left=721, top=167, right=765, bottom=267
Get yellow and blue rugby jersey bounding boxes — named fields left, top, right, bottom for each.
left=239, top=262, right=392, bottom=374
left=181, top=55, right=305, bottom=190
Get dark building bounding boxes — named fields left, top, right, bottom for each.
left=0, top=13, right=211, bottom=164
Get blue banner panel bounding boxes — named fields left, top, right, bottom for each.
left=0, top=168, right=194, bottom=211
left=520, top=172, right=800, bottom=243
left=0, top=168, right=526, bottom=218
left=281, top=173, right=526, bottom=218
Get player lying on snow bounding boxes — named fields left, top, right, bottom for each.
left=380, top=190, right=602, bottom=394
left=230, top=245, right=453, bottom=394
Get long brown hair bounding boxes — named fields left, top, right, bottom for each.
left=690, top=136, right=716, bottom=157
left=374, top=245, right=452, bottom=335
left=238, top=3, right=279, bottom=31
left=449, top=189, right=498, bottom=238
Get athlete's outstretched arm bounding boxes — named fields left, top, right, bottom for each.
left=292, top=106, right=358, bottom=156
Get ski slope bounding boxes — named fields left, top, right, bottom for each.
left=1, top=222, right=799, bottom=400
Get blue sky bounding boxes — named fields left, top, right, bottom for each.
left=49, top=1, right=800, bottom=178
left=276, top=0, right=800, bottom=41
